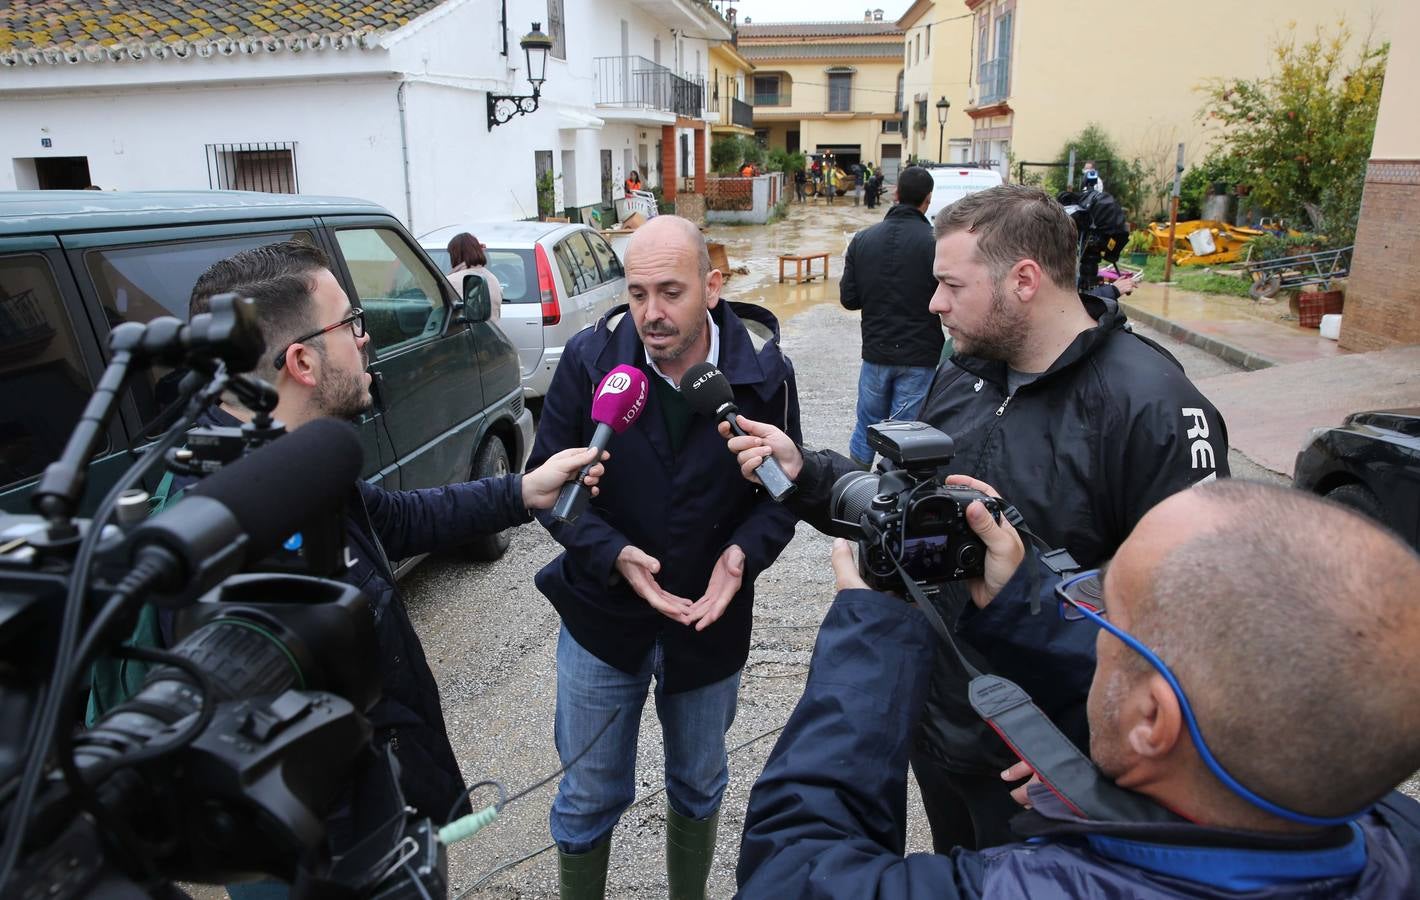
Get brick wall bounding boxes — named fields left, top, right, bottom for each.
left=1339, top=159, right=1420, bottom=351
left=660, top=126, right=677, bottom=201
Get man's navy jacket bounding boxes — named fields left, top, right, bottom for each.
left=527, top=300, right=800, bottom=692
left=736, top=576, right=1420, bottom=898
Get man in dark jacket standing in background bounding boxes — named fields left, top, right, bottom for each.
left=737, top=479, right=1420, bottom=898
left=528, top=216, right=800, bottom=900
left=840, top=165, right=941, bottom=467
left=723, top=184, right=1229, bottom=853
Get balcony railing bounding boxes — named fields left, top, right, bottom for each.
left=753, top=88, right=791, bottom=107
left=595, top=55, right=706, bottom=117
left=978, top=57, right=1010, bottom=104
left=730, top=97, right=753, bottom=129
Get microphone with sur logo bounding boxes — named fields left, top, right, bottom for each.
left=679, top=362, right=796, bottom=501
left=551, top=364, right=650, bottom=524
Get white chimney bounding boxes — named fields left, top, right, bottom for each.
left=864, top=9, right=872, bottom=21
left=873, top=8, right=884, bottom=21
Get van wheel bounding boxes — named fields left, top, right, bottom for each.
left=461, top=438, right=513, bottom=561
left=1324, top=483, right=1383, bottom=522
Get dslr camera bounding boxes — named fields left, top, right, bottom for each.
left=830, top=422, right=1003, bottom=593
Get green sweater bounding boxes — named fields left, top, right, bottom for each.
left=646, top=366, right=695, bottom=455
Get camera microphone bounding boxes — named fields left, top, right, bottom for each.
left=680, top=362, right=796, bottom=501
left=130, top=417, right=362, bottom=605
left=551, top=365, right=649, bottom=524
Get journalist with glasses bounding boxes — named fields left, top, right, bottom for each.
left=737, top=478, right=1420, bottom=899
left=89, top=242, right=612, bottom=898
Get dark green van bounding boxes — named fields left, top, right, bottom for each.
left=0, top=190, right=532, bottom=563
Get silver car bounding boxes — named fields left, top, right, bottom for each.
left=421, top=221, right=627, bottom=398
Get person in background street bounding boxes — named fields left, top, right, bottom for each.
left=528, top=215, right=801, bottom=900
left=1081, top=159, right=1104, bottom=193
left=839, top=165, right=940, bottom=467
left=852, top=163, right=864, bottom=206
left=737, top=479, right=1420, bottom=898
left=445, top=232, right=501, bottom=322
left=722, top=184, right=1229, bottom=854
left=826, top=166, right=837, bottom=204
left=794, top=167, right=807, bottom=203
left=625, top=170, right=643, bottom=195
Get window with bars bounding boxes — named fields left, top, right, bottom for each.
left=915, top=97, right=928, bottom=132
left=828, top=71, right=853, bottom=112
left=206, top=142, right=298, bottom=193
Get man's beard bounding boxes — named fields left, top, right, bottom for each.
left=949, top=278, right=1028, bottom=362
left=642, top=310, right=705, bottom=365
left=314, top=348, right=373, bottom=421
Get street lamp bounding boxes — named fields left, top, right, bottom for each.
left=935, top=96, right=951, bottom=164
left=487, top=22, right=554, bottom=130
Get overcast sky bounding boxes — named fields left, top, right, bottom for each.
left=727, top=1, right=913, bottom=24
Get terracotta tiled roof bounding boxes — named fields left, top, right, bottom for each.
left=740, top=41, right=903, bottom=61
left=737, top=21, right=904, bottom=39
left=0, top=0, right=443, bottom=65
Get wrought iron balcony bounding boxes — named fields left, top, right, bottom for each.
left=977, top=57, right=1010, bottom=105
left=595, top=55, right=706, bottom=117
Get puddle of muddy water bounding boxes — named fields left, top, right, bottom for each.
left=704, top=201, right=885, bottom=319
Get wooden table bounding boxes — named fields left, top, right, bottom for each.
left=778, top=252, right=829, bottom=284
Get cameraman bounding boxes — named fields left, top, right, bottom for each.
left=737, top=479, right=1420, bottom=897
left=156, top=242, right=605, bottom=890
left=723, top=184, right=1228, bottom=851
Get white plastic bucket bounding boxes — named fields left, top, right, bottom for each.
left=1319, top=314, right=1342, bottom=341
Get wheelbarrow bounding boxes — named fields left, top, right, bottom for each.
left=1243, top=245, right=1352, bottom=299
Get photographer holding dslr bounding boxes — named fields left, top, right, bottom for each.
left=723, top=184, right=1228, bottom=851
left=737, top=478, right=1420, bottom=897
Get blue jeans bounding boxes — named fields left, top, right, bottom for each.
left=550, top=625, right=740, bottom=853
left=849, top=362, right=937, bottom=463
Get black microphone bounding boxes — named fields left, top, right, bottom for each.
left=680, top=362, right=796, bottom=501
left=130, top=417, right=363, bottom=606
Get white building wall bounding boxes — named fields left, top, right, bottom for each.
left=1, top=78, right=407, bottom=205
left=0, top=0, right=727, bottom=226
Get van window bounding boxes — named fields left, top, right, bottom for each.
left=87, top=231, right=314, bottom=326
left=335, top=228, right=446, bottom=353
left=0, top=255, right=98, bottom=489
left=554, top=233, right=601, bottom=295
left=84, top=230, right=315, bottom=426
left=585, top=232, right=624, bottom=282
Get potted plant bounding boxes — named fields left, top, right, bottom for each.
left=1124, top=229, right=1153, bottom=266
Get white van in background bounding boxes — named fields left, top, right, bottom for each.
left=922, top=166, right=1004, bottom=222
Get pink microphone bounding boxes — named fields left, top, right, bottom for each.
left=551, top=364, right=649, bottom=523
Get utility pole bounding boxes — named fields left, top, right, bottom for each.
left=1163, top=143, right=1185, bottom=283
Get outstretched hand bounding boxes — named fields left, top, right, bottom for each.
left=522, top=447, right=609, bottom=509
left=717, top=414, right=803, bottom=486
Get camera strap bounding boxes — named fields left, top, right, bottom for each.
left=890, top=555, right=1181, bottom=825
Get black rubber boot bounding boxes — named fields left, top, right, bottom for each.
left=666, top=802, right=719, bottom=900
left=558, top=836, right=611, bottom=900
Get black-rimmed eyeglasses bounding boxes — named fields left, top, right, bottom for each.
left=273, top=308, right=365, bottom=370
